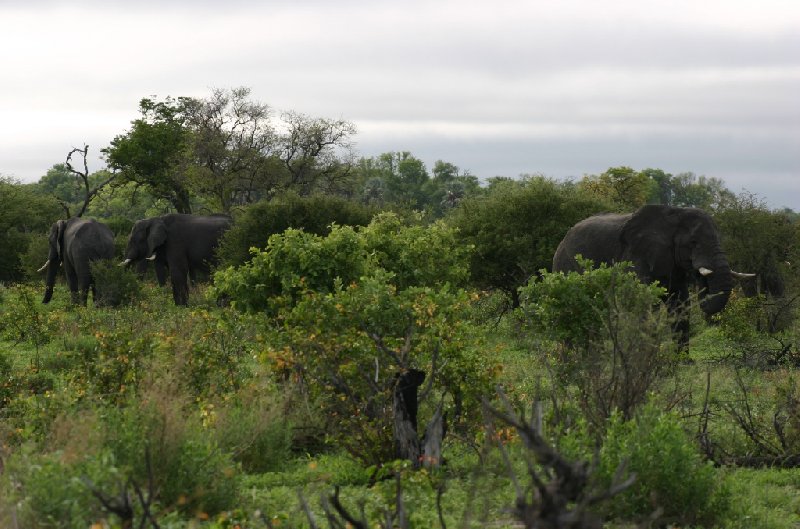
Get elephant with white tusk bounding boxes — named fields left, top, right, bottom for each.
left=41, top=217, right=115, bottom=305
left=553, top=204, right=753, bottom=348
left=122, top=213, right=232, bottom=305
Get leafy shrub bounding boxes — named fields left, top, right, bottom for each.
left=212, top=212, right=471, bottom=314
left=360, top=211, right=471, bottom=290
left=100, top=383, right=240, bottom=517
left=597, top=405, right=729, bottom=526
left=0, top=284, right=54, bottom=356
left=6, top=448, right=119, bottom=529
left=91, top=259, right=141, bottom=307
left=0, top=350, right=17, bottom=407
left=268, top=270, right=494, bottom=466
left=216, top=212, right=492, bottom=466
left=447, top=175, right=609, bottom=305
left=21, top=231, right=51, bottom=280
left=72, top=326, right=154, bottom=402
left=218, top=192, right=378, bottom=267
left=518, top=261, right=677, bottom=429
left=213, top=388, right=294, bottom=473
left=153, top=308, right=255, bottom=399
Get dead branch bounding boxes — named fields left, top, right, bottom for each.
left=64, top=144, right=116, bottom=217
left=483, top=387, right=638, bottom=529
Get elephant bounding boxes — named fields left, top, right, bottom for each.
left=552, top=205, right=753, bottom=346
left=39, top=217, right=115, bottom=305
left=120, top=214, right=232, bottom=305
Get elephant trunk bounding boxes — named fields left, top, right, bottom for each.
left=697, top=250, right=734, bottom=316
left=42, top=259, right=59, bottom=304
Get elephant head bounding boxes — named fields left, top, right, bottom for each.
left=620, top=205, right=751, bottom=316
left=39, top=219, right=67, bottom=304
left=120, top=218, right=168, bottom=266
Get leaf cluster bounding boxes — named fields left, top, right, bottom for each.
left=447, top=175, right=608, bottom=305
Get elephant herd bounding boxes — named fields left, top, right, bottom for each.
left=39, top=214, right=232, bottom=307
left=40, top=205, right=753, bottom=348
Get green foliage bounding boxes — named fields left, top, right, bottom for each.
left=214, top=224, right=368, bottom=313
left=272, top=272, right=493, bottom=464
left=597, top=405, right=728, bottom=526
left=213, top=212, right=471, bottom=313
left=155, top=308, right=256, bottom=399
left=217, top=192, right=377, bottom=267
left=447, top=175, right=608, bottom=305
left=72, top=325, right=154, bottom=403
left=519, top=259, right=668, bottom=349
left=368, top=151, right=431, bottom=209
left=579, top=166, right=654, bottom=211
left=216, top=211, right=490, bottom=465
left=714, top=192, right=800, bottom=333
left=720, top=467, right=800, bottom=529
left=519, top=261, right=677, bottom=427
left=0, top=177, right=60, bottom=281
left=7, top=448, right=119, bottom=529
left=90, top=259, right=142, bottom=307
left=717, top=292, right=768, bottom=343
left=103, top=96, right=195, bottom=213
left=359, top=212, right=471, bottom=290
left=0, top=350, right=17, bottom=408
left=0, top=284, right=55, bottom=357
left=213, top=392, right=294, bottom=473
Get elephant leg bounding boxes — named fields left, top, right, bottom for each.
left=155, top=258, right=168, bottom=287
left=170, top=265, right=190, bottom=306
left=64, top=261, right=80, bottom=305
left=76, top=267, right=92, bottom=306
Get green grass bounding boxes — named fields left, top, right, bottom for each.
left=1, top=280, right=799, bottom=528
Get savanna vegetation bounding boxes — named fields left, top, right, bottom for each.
left=1, top=87, right=799, bottom=528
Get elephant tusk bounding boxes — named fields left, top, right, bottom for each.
left=698, top=267, right=713, bottom=276
left=146, top=254, right=157, bottom=261
left=119, top=258, right=132, bottom=267
left=37, top=260, right=50, bottom=273
left=731, top=270, right=756, bottom=279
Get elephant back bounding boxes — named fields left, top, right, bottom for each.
left=70, top=219, right=115, bottom=261
left=553, top=213, right=629, bottom=272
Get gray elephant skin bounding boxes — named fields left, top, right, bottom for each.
left=40, top=217, right=115, bottom=305
left=121, top=214, right=232, bottom=305
left=552, top=205, right=751, bottom=344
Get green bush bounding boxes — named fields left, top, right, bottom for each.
left=91, top=259, right=142, bottom=307
left=214, top=391, right=294, bottom=473
left=72, top=325, right=153, bottom=402
left=212, top=212, right=471, bottom=314
left=218, top=192, right=378, bottom=267
left=0, top=284, right=54, bottom=356
left=0, top=350, right=16, bottom=407
left=518, top=261, right=677, bottom=428
left=101, top=393, right=239, bottom=517
left=215, top=212, right=492, bottom=466
left=6, top=448, right=118, bottom=529
left=446, top=175, right=609, bottom=305
left=597, top=405, right=729, bottom=526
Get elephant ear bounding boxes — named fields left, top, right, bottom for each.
left=146, top=220, right=168, bottom=258
left=620, top=205, right=680, bottom=279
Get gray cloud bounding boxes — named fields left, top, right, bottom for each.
left=1, top=0, right=798, bottom=209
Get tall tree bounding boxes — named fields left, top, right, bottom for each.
left=103, top=97, right=194, bottom=213
left=279, top=111, right=358, bottom=196
left=448, top=176, right=609, bottom=307
left=184, top=87, right=278, bottom=213
left=579, top=166, right=653, bottom=212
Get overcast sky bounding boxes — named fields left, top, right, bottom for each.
left=2, top=1, right=798, bottom=209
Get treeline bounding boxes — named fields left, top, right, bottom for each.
left=1, top=87, right=798, bottom=301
